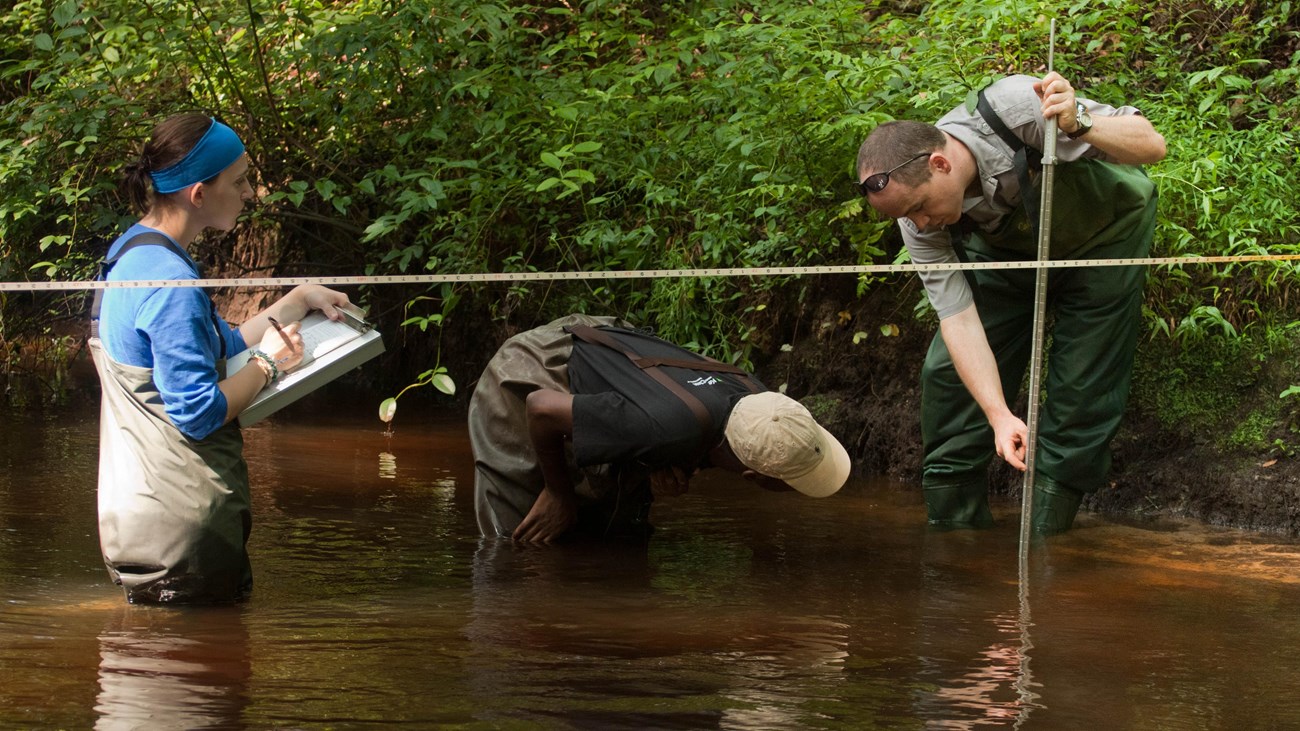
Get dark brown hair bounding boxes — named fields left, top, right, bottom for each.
left=119, top=113, right=214, bottom=214
left=855, top=120, right=946, bottom=189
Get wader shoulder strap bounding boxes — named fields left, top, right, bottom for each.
left=91, top=232, right=182, bottom=323
left=976, top=89, right=1043, bottom=169
left=90, top=232, right=226, bottom=358
left=566, top=324, right=759, bottom=438
left=966, top=88, right=1047, bottom=240
left=945, top=216, right=983, bottom=311
left=950, top=88, right=1033, bottom=255
left=976, top=85, right=1043, bottom=194
left=948, top=217, right=978, bottom=262
left=944, top=89, right=1034, bottom=305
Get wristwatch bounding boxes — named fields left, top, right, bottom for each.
left=1067, top=101, right=1093, bottom=139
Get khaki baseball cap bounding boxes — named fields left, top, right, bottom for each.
left=724, top=392, right=851, bottom=498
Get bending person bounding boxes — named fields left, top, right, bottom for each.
left=855, top=72, right=1165, bottom=534
left=91, top=114, right=350, bottom=603
left=469, top=314, right=851, bottom=543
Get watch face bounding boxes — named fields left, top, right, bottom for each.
left=1072, top=102, right=1092, bottom=137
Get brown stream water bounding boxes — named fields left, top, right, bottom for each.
left=3, top=395, right=1300, bottom=729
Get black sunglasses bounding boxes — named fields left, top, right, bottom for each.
left=858, top=151, right=930, bottom=195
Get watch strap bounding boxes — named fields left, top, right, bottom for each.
left=1067, top=102, right=1092, bottom=139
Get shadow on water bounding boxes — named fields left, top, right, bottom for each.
left=3, top=397, right=1300, bottom=729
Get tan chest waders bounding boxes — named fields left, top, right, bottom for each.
left=91, top=232, right=252, bottom=603
left=91, top=342, right=252, bottom=602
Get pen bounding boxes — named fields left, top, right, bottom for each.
left=266, top=316, right=294, bottom=350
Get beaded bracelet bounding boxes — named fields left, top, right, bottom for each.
left=248, top=348, right=279, bottom=385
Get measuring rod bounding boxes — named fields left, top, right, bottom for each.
left=1019, top=20, right=1058, bottom=556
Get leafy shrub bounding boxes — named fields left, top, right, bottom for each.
left=1, top=0, right=1297, bottom=404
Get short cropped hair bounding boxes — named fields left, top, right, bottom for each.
left=856, top=120, right=947, bottom=189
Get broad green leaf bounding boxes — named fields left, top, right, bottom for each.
left=432, top=373, right=456, bottom=395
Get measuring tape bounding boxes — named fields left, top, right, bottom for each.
left=3, top=253, right=1297, bottom=291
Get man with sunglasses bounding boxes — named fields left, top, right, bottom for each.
left=855, top=72, right=1165, bottom=535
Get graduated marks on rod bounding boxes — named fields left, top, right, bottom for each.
left=2, top=254, right=1298, bottom=291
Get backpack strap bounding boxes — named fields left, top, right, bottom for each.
left=565, top=324, right=760, bottom=439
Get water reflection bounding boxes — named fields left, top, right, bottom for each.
left=465, top=536, right=857, bottom=730
left=94, top=606, right=249, bottom=730
left=5, top=402, right=1300, bottom=728
left=916, top=613, right=1030, bottom=729
left=908, top=529, right=1029, bottom=727
left=378, top=451, right=397, bottom=479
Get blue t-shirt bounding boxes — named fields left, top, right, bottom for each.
left=98, top=224, right=247, bottom=440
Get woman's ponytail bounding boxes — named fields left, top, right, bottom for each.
left=120, top=158, right=153, bottom=214
left=118, top=113, right=213, bottom=214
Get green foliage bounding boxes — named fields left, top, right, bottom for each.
left=1, top=0, right=1297, bottom=411
left=1133, top=330, right=1300, bottom=455
left=378, top=283, right=459, bottom=421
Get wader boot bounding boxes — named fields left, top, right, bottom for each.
left=923, top=478, right=994, bottom=530
left=1031, top=476, right=1084, bottom=536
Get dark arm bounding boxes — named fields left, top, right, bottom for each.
left=515, top=389, right=579, bottom=543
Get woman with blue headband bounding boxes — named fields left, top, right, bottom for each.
left=89, top=113, right=351, bottom=604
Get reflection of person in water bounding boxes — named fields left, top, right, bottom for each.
left=468, top=314, right=851, bottom=543
left=910, top=532, right=1034, bottom=725
left=94, top=606, right=250, bottom=730
left=464, top=537, right=853, bottom=728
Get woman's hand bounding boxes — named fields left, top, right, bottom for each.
left=294, top=284, right=351, bottom=320
left=256, top=319, right=305, bottom=372
left=241, top=285, right=352, bottom=350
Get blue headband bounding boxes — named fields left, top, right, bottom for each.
left=149, top=119, right=246, bottom=194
